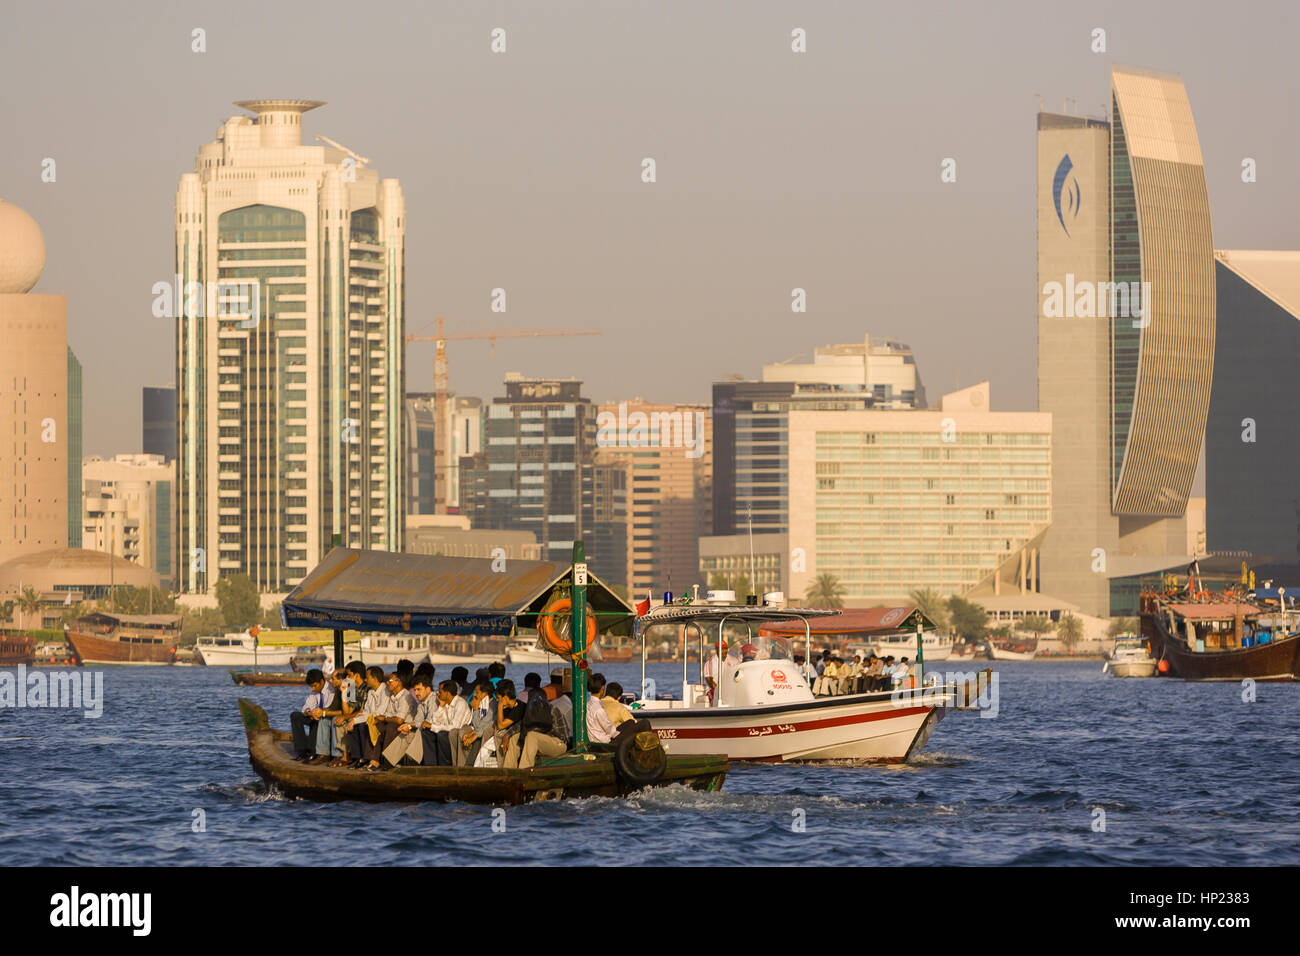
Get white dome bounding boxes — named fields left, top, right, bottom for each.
left=0, top=199, right=46, bottom=293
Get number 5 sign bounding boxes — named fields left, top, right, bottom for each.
left=574, top=563, right=588, bottom=587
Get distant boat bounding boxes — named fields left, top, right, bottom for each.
left=505, top=637, right=556, bottom=664
left=869, top=631, right=954, bottom=662
left=1104, top=635, right=1156, bottom=677
left=988, top=636, right=1038, bottom=661
left=196, top=632, right=302, bottom=667
left=1141, top=590, right=1300, bottom=681
left=0, top=634, right=34, bottom=666
left=66, top=612, right=182, bottom=665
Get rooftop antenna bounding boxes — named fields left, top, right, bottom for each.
left=1035, top=93, right=1044, bottom=111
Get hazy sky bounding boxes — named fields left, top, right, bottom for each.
left=3, top=0, right=1297, bottom=457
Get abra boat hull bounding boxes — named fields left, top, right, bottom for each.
left=637, top=689, right=951, bottom=763
left=237, top=699, right=727, bottom=804
left=231, top=670, right=309, bottom=687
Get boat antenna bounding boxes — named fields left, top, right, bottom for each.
left=747, top=503, right=756, bottom=602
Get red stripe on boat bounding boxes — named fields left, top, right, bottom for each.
left=652, top=705, right=930, bottom=739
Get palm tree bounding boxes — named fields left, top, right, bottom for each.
left=1057, top=613, right=1083, bottom=653
left=1020, top=614, right=1055, bottom=637
left=16, top=585, right=43, bottom=623
left=908, top=587, right=949, bottom=629
left=1107, top=616, right=1139, bottom=639
left=805, top=573, right=845, bottom=609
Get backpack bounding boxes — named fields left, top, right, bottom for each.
left=521, top=691, right=554, bottom=733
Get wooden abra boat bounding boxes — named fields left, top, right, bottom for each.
left=230, top=670, right=310, bottom=687
left=238, top=699, right=727, bottom=804
left=1141, top=592, right=1300, bottom=681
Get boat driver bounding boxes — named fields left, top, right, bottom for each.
left=703, top=640, right=739, bottom=705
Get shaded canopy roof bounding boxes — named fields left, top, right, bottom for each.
left=758, top=606, right=934, bottom=636
left=80, top=611, right=181, bottom=629
left=281, top=547, right=632, bottom=638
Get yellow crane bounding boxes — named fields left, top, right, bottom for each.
left=404, top=316, right=602, bottom=513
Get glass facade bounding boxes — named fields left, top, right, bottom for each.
left=1109, top=92, right=1140, bottom=493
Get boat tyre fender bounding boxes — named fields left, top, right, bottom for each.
left=539, top=597, right=598, bottom=656
left=614, top=728, right=667, bottom=789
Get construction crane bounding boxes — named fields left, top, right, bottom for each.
left=404, top=316, right=603, bottom=513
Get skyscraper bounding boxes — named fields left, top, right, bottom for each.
left=142, top=386, right=177, bottom=460
left=174, top=100, right=405, bottom=593
left=1206, top=250, right=1300, bottom=577
left=67, top=347, right=82, bottom=548
left=1036, top=67, right=1215, bottom=617
left=0, top=199, right=70, bottom=566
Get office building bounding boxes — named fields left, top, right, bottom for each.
left=482, top=374, right=626, bottom=580
left=142, top=386, right=177, bottom=460
left=0, top=198, right=70, bottom=566
left=82, top=454, right=176, bottom=585
left=1036, top=67, right=1215, bottom=617
left=596, top=399, right=711, bottom=597
left=174, top=100, right=405, bottom=593
left=787, top=383, right=1051, bottom=606
left=405, top=393, right=483, bottom=515
left=67, top=348, right=82, bottom=547
left=1206, top=251, right=1300, bottom=577
left=713, top=336, right=925, bottom=537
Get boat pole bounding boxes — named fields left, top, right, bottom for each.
left=572, top=541, right=589, bottom=753
left=331, top=533, right=344, bottom=668
left=914, top=618, right=925, bottom=690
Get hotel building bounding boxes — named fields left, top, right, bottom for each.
left=82, top=454, right=175, bottom=585
left=174, top=100, right=405, bottom=593
left=787, top=383, right=1052, bottom=606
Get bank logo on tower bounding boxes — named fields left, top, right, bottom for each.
left=1052, top=154, right=1081, bottom=236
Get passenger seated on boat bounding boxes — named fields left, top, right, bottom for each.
left=601, top=682, right=635, bottom=729
left=342, top=666, right=389, bottom=770
left=425, top=679, right=472, bottom=766
left=503, top=676, right=569, bottom=769
left=488, top=661, right=507, bottom=690
left=521, top=672, right=543, bottom=703
left=451, top=679, right=497, bottom=767
left=544, top=668, right=565, bottom=701
left=311, top=670, right=351, bottom=764
left=290, top=669, right=336, bottom=761
left=484, top=679, right=525, bottom=767
left=864, top=655, right=884, bottom=691
left=414, top=661, right=435, bottom=686
left=892, top=658, right=911, bottom=689
left=879, top=657, right=896, bottom=690
left=373, top=672, right=419, bottom=769
left=382, top=674, right=436, bottom=767
left=585, top=673, right=618, bottom=744
left=812, top=657, right=840, bottom=696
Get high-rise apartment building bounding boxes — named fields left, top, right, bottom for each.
left=596, top=399, right=711, bottom=597
left=787, top=383, right=1052, bottom=606
left=1206, top=251, right=1300, bottom=577
left=0, top=199, right=70, bottom=566
left=713, top=336, right=925, bottom=537
left=82, top=454, right=175, bottom=585
left=1036, top=67, right=1215, bottom=617
left=174, top=100, right=405, bottom=593
left=67, top=347, right=82, bottom=547
left=483, top=375, right=625, bottom=581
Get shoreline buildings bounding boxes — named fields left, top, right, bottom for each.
left=81, top=454, right=175, bottom=587
left=1036, top=67, right=1215, bottom=618
left=174, top=100, right=405, bottom=594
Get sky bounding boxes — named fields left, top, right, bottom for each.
left=2, top=0, right=1297, bottom=457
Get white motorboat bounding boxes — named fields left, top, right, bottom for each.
left=870, top=631, right=954, bottom=662
left=634, top=605, right=967, bottom=763
left=357, top=633, right=433, bottom=666
left=195, top=632, right=301, bottom=667
left=1104, top=635, right=1157, bottom=677
left=505, top=637, right=558, bottom=665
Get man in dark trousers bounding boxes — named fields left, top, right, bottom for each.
left=289, top=669, right=335, bottom=760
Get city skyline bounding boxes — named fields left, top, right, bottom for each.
left=5, top=1, right=1298, bottom=458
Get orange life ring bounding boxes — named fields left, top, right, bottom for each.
left=539, top=598, right=598, bottom=657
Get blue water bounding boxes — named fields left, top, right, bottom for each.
left=2, top=661, right=1297, bottom=865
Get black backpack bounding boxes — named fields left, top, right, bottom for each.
left=521, top=691, right=554, bottom=733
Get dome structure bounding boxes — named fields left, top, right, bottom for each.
left=0, top=548, right=160, bottom=595
left=0, top=199, right=46, bottom=293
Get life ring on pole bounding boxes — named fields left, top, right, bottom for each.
left=539, top=597, right=598, bottom=657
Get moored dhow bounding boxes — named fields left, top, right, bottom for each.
left=65, top=611, right=182, bottom=665
left=1141, top=588, right=1300, bottom=682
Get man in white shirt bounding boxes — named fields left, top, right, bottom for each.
left=290, top=669, right=336, bottom=760
left=703, top=641, right=738, bottom=705
left=426, top=679, right=472, bottom=766
left=383, top=675, right=436, bottom=767
left=344, top=666, right=391, bottom=770
left=585, top=673, right=618, bottom=744
left=374, top=672, right=417, bottom=769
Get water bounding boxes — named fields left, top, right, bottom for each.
left=2, top=660, right=1297, bottom=865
